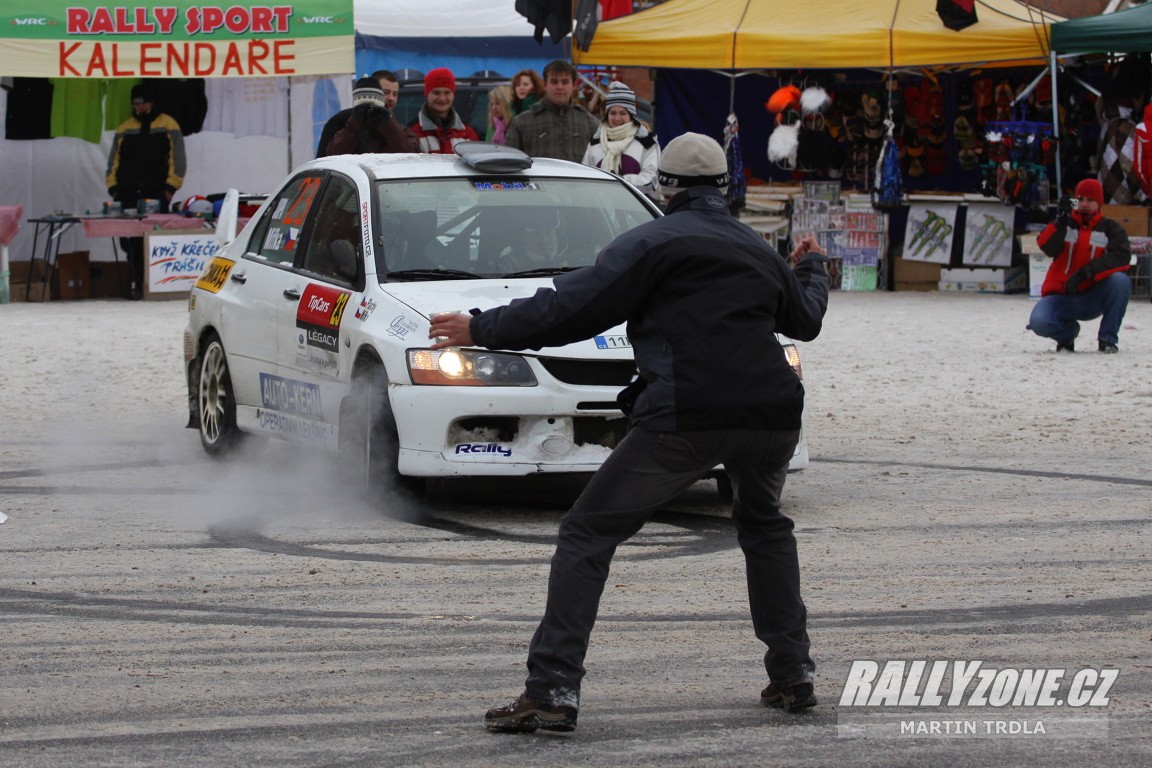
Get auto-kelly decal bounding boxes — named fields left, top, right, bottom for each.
left=296, top=283, right=350, bottom=354
left=194, top=256, right=234, bottom=293
left=259, top=373, right=323, bottom=419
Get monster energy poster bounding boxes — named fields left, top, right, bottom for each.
left=960, top=203, right=1015, bottom=267
left=903, top=203, right=958, bottom=265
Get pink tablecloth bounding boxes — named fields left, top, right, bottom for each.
left=0, top=205, right=23, bottom=246
left=81, top=214, right=215, bottom=239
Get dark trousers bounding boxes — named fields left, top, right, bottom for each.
left=1028, top=272, right=1131, bottom=346
left=523, top=426, right=814, bottom=708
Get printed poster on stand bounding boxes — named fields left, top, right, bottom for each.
left=146, top=231, right=220, bottom=298
left=902, top=203, right=958, bottom=265
left=962, top=203, right=1015, bottom=267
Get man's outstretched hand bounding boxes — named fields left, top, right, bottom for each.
left=428, top=312, right=474, bottom=349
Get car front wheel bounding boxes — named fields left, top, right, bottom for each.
left=340, top=358, right=425, bottom=498
left=198, top=334, right=244, bottom=456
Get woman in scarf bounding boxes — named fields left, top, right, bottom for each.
left=581, top=81, right=661, bottom=203
left=510, top=69, right=544, bottom=116
left=485, top=85, right=513, bottom=145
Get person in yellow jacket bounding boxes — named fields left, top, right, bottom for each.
left=106, top=83, right=186, bottom=299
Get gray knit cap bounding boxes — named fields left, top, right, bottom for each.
left=604, top=81, right=637, bottom=118
left=657, top=132, right=730, bottom=196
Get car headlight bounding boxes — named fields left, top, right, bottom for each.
left=782, top=343, right=803, bottom=381
left=407, top=349, right=538, bottom=386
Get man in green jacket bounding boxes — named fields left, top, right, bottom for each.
left=505, top=59, right=599, bottom=163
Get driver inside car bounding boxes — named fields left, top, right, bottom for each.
left=500, top=209, right=568, bottom=273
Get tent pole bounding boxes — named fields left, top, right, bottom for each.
left=287, top=76, right=294, bottom=172
left=1050, top=51, right=1061, bottom=194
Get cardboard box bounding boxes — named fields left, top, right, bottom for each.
left=88, top=261, right=131, bottom=299
left=841, top=264, right=879, bottom=291
left=892, top=256, right=941, bottom=291
left=1028, top=252, right=1049, bottom=299
left=7, top=260, right=51, bottom=302
left=1101, top=204, right=1149, bottom=237
left=938, top=266, right=1028, bottom=294
left=53, top=250, right=91, bottom=300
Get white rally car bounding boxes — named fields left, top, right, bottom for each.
left=184, top=144, right=808, bottom=492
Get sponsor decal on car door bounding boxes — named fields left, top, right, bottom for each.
left=294, top=283, right=350, bottom=376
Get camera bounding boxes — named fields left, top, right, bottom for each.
left=1056, top=195, right=1074, bottom=225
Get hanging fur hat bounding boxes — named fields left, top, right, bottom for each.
left=768, top=123, right=799, bottom=167
left=800, top=86, right=831, bottom=115
left=765, top=85, right=801, bottom=114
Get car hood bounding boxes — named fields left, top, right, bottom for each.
left=378, top=278, right=633, bottom=358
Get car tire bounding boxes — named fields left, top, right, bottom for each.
left=341, top=358, right=425, bottom=498
left=198, top=333, right=244, bottom=456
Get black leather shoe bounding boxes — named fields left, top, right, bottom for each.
left=1055, top=340, right=1075, bottom=352
left=1098, top=341, right=1118, bottom=354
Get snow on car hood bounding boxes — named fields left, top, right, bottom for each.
left=378, top=278, right=633, bottom=358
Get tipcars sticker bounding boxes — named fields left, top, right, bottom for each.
left=195, top=256, right=234, bottom=293
left=594, top=335, right=630, bottom=349
left=296, top=284, right=350, bottom=374
left=259, top=373, right=323, bottom=419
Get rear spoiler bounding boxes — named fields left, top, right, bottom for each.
left=214, top=188, right=240, bottom=245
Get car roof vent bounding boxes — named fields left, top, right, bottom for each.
left=454, top=141, right=533, bottom=173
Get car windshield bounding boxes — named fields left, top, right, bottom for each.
left=373, top=177, right=659, bottom=280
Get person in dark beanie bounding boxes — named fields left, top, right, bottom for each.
left=429, top=132, right=831, bottom=733
left=317, top=71, right=416, bottom=157
left=582, top=80, right=661, bottom=202
left=324, top=77, right=418, bottom=156
left=409, top=68, right=478, bottom=154
left=1028, top=177, right=1131, bottom=353
left=505, top=59, right=598, bottom=162
left=106, top=82, right=186, bottom=299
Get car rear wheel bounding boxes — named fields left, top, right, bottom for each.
left=340, top=359, right=425, bottom=497
left=198, top=334, right=244, bottom=456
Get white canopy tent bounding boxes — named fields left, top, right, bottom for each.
left=0, top=0, right=555, bottom=275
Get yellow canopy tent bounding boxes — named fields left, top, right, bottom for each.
left=573, top=0, right=1063, bottom=70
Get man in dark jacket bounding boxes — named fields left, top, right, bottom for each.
left=1028, top=178, right=1131, bottom=353
left=106, top=83, right=186, bottom=299
left=429, top=133, right=831, bottom=733
left=316, top=71, right=416, bottom=157
left=323, top=78, right=417, bottom=156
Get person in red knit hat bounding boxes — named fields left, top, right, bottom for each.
left=409, top=67, right=477, bottom=154
left=1028, top=178, right=1131, bottom=353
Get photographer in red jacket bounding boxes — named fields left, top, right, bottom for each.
left=1028, top=178, right=1131, bottom=353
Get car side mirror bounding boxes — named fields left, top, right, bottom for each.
left=331, top=239, right=359, bottom=282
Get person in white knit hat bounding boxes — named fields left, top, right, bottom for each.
left=582, top=81, right=661, bottom=202
left=429, top=131, right=831, bottom=734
